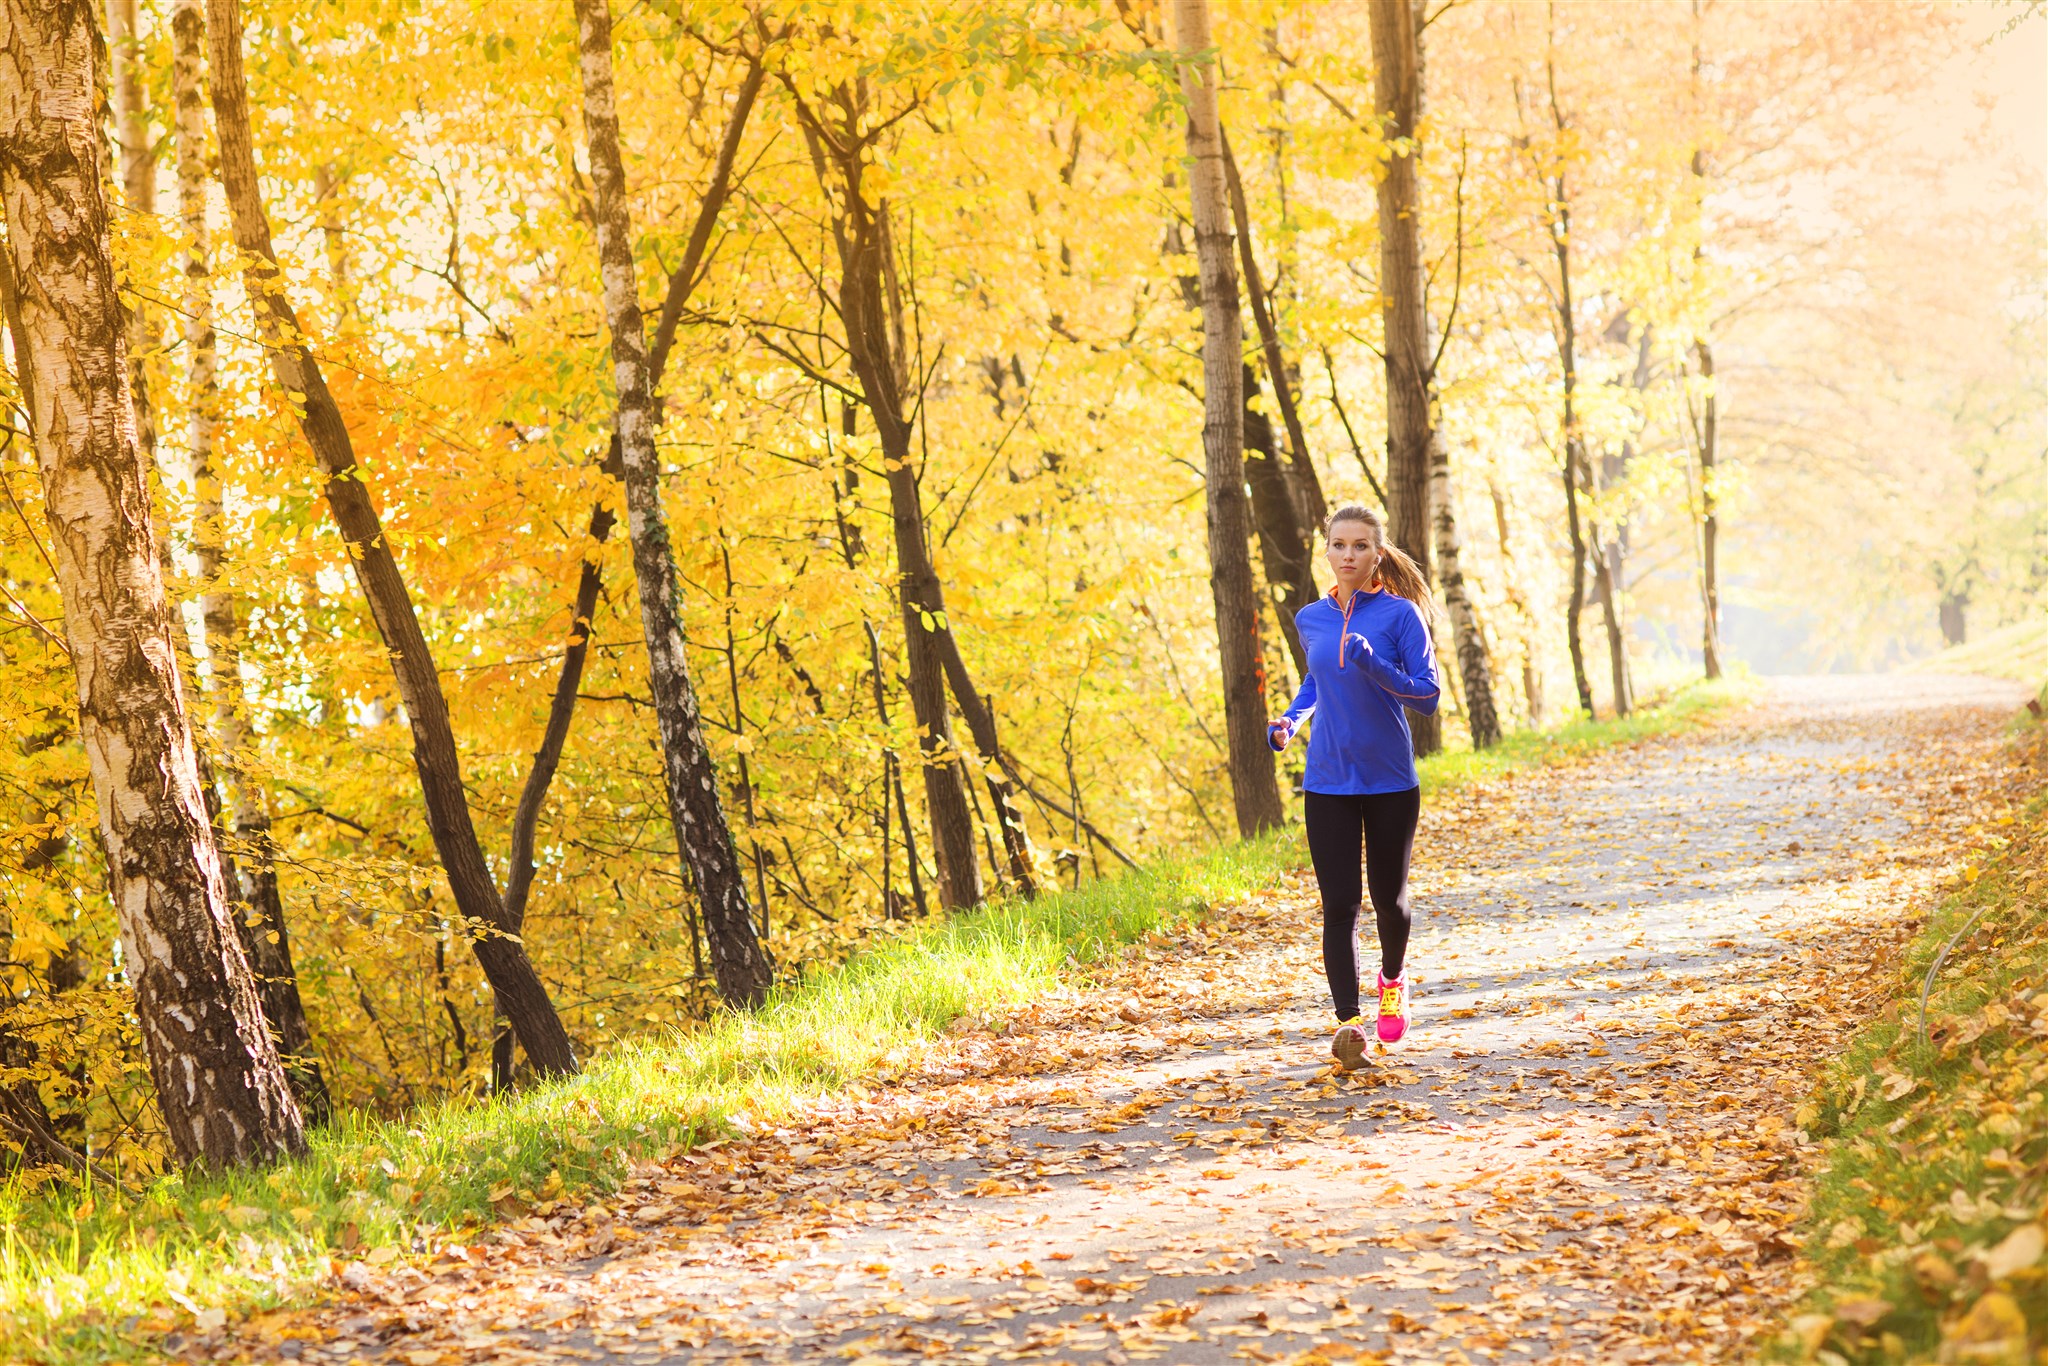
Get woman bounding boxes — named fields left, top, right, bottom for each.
left=1268, top=505, right=1441, bottom=1072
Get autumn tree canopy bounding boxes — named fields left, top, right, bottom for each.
left=0, top=0, right=2039, bottom=1176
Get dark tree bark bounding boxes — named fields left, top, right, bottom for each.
left=1367, top=0, right=1442, bottom=756
left=1689, top=4, right=1723, bottom=681
left=788, top=84, right=1037, bottom=906
left=1220, top=129, right=1327, bottom=533
left=1242, top=371, right=1313, bottom=675
left=0, top=0, right=305, bottom=1168
left=1176, top=0, right=1284, bottom=837
left=865, top=621, right=930, bottom=919
left=1541, top=54, right=1597, bottom=719
left=1938, top=584, right=1968, bottom=646
left=1593, top=325, right=1653, bottom=719
left=207, top=0, right=578, bottom=1075
left=1587, top=517, right=1630, bottom=717
left=932, top=627, right=1040, bottom=899
left=1694, top=336, right=1723, bottom=677
left=834, top=192, right=981, bottom=909
left=171, top=0, right=328, bottom=1124
left=570, top=0, right=773, bottom=1003
left=1561, top=445, right=1595, bottom=717
left=1219, top=127, right=1321, bottom=678
left=832, top=403, right=932, bottom=920
left=492, top=488, right=615, bottom=1092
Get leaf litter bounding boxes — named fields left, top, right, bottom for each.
left=185, top=675, right=2031, bottom=1365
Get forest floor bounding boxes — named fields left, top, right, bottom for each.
left=208, top=674, right=2033, bottom=1366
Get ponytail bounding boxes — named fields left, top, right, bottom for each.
left=1324, top=503, right=1440, bottom=626
left=1374, top=542, right=1440, bottom=626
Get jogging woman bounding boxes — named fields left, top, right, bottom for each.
left=1268, top=505, right=1442, bottom=1072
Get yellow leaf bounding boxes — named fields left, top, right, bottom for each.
left=1979, top=1224, right=2044, bottom=1280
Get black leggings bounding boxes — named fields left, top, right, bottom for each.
left=1304, top=787, right=1420, bottom=1021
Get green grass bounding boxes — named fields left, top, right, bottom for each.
left=1904, top=616, right=2048, bottom=688
left=1422, top=671, right=1758, bottom=789
left=0, top=674, right=1752, bottom=1364
left=0, top=830, right=1295, bottom=1362
left=1779, top=729, right=2048, bottom=1363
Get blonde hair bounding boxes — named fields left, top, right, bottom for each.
left=1325, top=504, right=1439, bottom=625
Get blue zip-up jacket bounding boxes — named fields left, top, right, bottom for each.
left=1280, top=587, right=1442, bottom=795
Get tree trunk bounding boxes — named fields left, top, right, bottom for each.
left=1938, top=590, right=1967, bottom=646
left=833, top=412, right=932, bottom=921
left=828, top=190, right=981, bottom=909
left=1367, top=0, right=1441, bottom=758
left=1543, top=61, right=1596, bottom=718
left=1594, top=330, right=1654, bottom=720
left=1430, top=435, right=1501, bottom=747
left=0, top=0, right=304, bottom=1168
left=865, top=621, right=930, bottom=919
left=932, top=628, right=1039, bottom=899
left=169, top=0, right=328, bottom=1123
left=493, top=489, right=615, bottom=1091
left=107, top=0, right=158, bottom=470
left=865, top=208, right=1036, bottom=900
left=785, top=89, right=1008, bottom=909
left=1242, top=380, right=1314, bottom=675
left=1689, top=5, right=1723, bottom=682
left=1176, top=0, right=1284, bottom=837
left=1221, top=124, right=1320, bottom=677
left=1589, top=519, right=1631, bottom=716
left=1220, top=129, right=1327, bottom=532
left=1489, top=482, right=1544, bottom=727
left=491, top=63, right=764, bottom=1085
left=206, top=0, right=579, bottom=1075
left=569, top=0, right=772, bottom=1003
left=1562, top=440, right=1595, bottom=717
left=1695, top=338, right=1723, bottom=677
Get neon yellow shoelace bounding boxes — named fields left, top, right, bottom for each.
left=1380, top=982, right=1404, bottom=1015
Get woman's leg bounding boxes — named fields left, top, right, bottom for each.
left=1360, top=786, right=1422, bottom=979
left=1304, top=792, right=1366, bottom=1020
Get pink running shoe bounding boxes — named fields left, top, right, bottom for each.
left=1331, top=1020, right=1369, bottom=1072
left=1376, top=971, right=1410, bottom=1044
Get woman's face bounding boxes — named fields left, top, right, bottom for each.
left=1326, top=520, right=1381, bottom=587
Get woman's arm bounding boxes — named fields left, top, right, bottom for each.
left=1345, top=609, right=1441, bottom=715
left=1282, top=672, right=1318, bottom=728
left=1271, top=674, right=1318, bottom=750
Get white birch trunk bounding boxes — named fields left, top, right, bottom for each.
left=0, top=0, right=303, bottom=1167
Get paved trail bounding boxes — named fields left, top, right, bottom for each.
left=250, top=675, right=2030, bottom=1366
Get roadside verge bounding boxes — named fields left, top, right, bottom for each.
left=1784, top=713, right=2047, bottom=1363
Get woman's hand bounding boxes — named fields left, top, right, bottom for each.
left=1345, top=632, right=1375, bottom=662
left=1267, top=718, right=1296, bottom=752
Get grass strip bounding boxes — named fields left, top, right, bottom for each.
left=0, top=674, right=1753, bottom=1364
left=1780, top=724, right=2047, bottom=1363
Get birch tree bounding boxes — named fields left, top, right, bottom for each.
left=170, top=0, right=328, bottom=1120
left=0, top=0, right=304, bottom=1167
left=569, top=0, right=774, bottom=1000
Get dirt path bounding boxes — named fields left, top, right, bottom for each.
left=237, top=675, right=2031, bottom=1366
